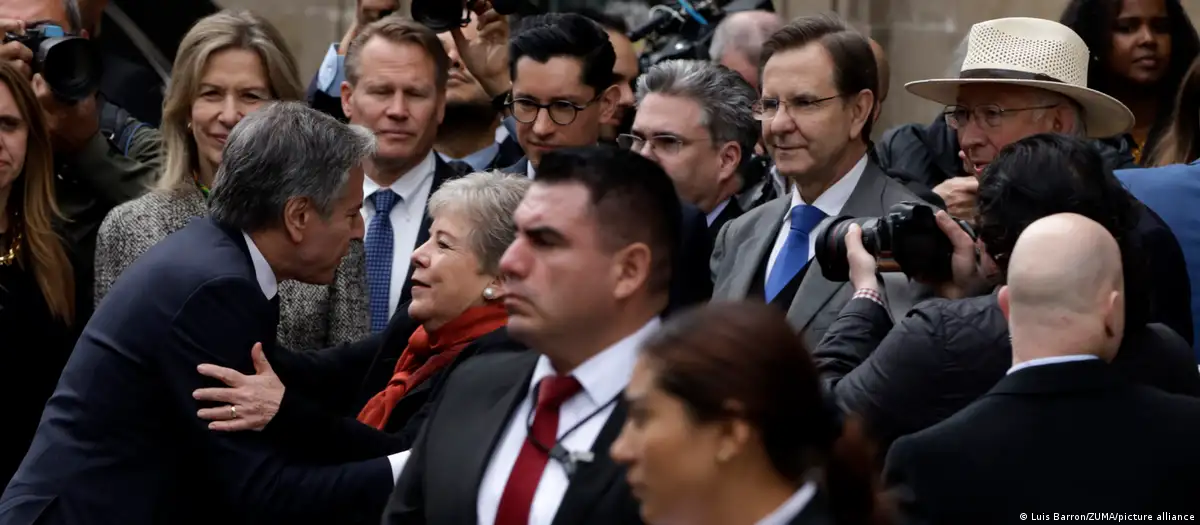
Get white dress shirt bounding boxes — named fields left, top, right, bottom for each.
left=362, top=151, right=437, bottom=319
left=526, top=159, right=537, bottom=180
left=242, top=232, right=408, bottom=481
left=476, top=318, right=663, bottom=525
left=706, top=199, right=731, bottom=227
left=755, top=482, right=817, bottom=525
left=1007, top=354, right=1100, bottom=375
left=765, top=155, right=868, bottom=282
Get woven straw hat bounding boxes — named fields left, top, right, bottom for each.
left=905, top=17, right=1134, bottom=138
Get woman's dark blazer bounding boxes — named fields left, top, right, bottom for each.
left=264, top=308, right=525, bottom=463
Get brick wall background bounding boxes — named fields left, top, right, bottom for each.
left=214, top=0, right=1200, bottom=136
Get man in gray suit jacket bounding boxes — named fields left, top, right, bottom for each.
left=711, top=14, right=922, bottom=349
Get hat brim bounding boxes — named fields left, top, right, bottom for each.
left=904, top=78, right=1135, bottom=139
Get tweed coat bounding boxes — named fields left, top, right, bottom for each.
left=93, top=186, right=369, bottom=350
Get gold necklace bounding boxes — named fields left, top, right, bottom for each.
left=0, top=230, right=21, bottom=266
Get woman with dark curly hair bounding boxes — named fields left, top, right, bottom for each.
left=1060, top=0, right=1200, bottom=163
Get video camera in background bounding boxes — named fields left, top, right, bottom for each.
left=629, top=0, right=774, bottom=70
left=813, top=202, right=976, bottom=284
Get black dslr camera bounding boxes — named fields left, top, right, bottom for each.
left=4, top=23, right=101, bottom=102
left=813, top=202, right=975, bottom=283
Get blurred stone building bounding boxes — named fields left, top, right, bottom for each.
left=217, top=0, right=1200, bottom=137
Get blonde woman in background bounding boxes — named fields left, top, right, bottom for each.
left=94, top=10, right=369, bottom=349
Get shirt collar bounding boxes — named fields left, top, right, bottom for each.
left=241, top=232, right=278, bottom=300
left=526, top=159, right=537, bottom=180
left=1007, top=355, right=1100, bottom=375
left=436, top=124, right=511, bottom=171
left=754, top=482, right=818, bottom=525
left=707, top=199, right=731, bottom=226
left=364, top=151, right=436, bottom=203
left=528, top=318, right=662, bottom=406
left=784, top=154, right=868, bottom=221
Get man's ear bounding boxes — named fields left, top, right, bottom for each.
left=282, top=196, right=314, bottom=244
left=997, top=285, right=1011, bottom=321
left=341, top=81, right=355, bottom=121
left=847, top=88, right=875, bottom=142
left=716, top=141, right=742, bottom=189
left=599, top=85, right=621, bottom=124
left=611, top=242, right=652, bottom=301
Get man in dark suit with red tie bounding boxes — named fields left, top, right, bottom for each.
left=383, top=146, right=677, bottom=525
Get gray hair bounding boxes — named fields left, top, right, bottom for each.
left=1032, top=90, right=1088, bottom=137
left=208, top=102, right=377, bottom=231
left=427, top=171, right=531, bottom=275
left=636, top=59, right=760, bottom=164
left=708, top=10, right=784, bottom=64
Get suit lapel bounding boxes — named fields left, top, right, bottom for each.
left=726, top=198, right=790, bottom=298
left=786, top=164, right=888, bottom=331
left=398, top=157, right=463, bottom=306
left=460, top=352, right=541, bottom=497
left=551, top=400, right=630, bottom=525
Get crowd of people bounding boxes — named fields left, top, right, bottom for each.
left=3, top=0, right=1200, bottom=523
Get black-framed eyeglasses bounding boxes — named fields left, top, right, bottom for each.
left=751, top=95, right=840, bottom=121
left=943, top=104, right=1060, bottom=130
left=616, top=133, right=704, bottom=155
left=508, top=94, right=600, bottom=126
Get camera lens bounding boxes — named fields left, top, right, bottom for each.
left=37, top=37, right=101, bottom=102
left=813, top=216, right=884, bottom=282
left=411, top=0, right=470, bottom=32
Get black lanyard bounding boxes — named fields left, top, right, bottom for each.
left=524, top=380, right=620, bottom=480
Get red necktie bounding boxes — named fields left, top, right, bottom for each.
left=494, top=374, right=583, bottom=525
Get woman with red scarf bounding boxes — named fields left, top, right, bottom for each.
left=190, top=171, right=531, bottom=459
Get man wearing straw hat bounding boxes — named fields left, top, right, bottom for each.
left=905, top=16, right=1193, bottom=343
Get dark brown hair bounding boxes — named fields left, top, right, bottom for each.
left=759, top=13, right=879, bottom=144
left=1145, top=56, right=1200, bottom=166
left=0, top=62, right=74, bottom=324
left=639, top=301, right=890, bottom=525
left=345, top=15, right=450, bottom=92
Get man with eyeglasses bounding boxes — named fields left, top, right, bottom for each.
left=709, top=14, right=924, bottom=350
left=620, top=59, right=759, bottom=237
left=903, top=16, right=1192, bottom=343
left=497, top=13, right=713, bottom=314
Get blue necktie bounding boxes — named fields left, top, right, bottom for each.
left=765, top=204, right=827, bottom=302
left=366, top=190, right=399, bottom=332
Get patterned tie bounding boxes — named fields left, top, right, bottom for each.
left=494, top=374, right=583, bottom=525
left=765, top=204, right=827, bottom=302
left=366, top=190, right=399, bottom=332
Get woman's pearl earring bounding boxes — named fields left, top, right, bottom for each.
left=483, top=287, right=497, bottom=301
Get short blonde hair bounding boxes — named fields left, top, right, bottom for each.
left=344, top=15, right=449, bottom=91
left=427, top=171, right=531, bottom=274
left=157, top=10, right=303, bottom=192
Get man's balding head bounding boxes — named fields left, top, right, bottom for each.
left=1000, top=213, right=1125, bottom=362
left=869, top=38, right=889, bottom=122
left=709, top=10, right=784, bottom=90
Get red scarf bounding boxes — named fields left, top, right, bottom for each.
left=357, top=303, right=508, bottom=430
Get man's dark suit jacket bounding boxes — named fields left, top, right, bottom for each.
left=0, top=218, right=392, bottom=525
left=307, top=74, right=346, bottom=122
left=266, top=317, right=526, bottom=462
left=884, top=359, right=1200, bottom=524
left=382, top=349, right=643, bottom=525
left=502, top=157, right=714, bottom=314
left=815, top=293, right=1200, bottom=450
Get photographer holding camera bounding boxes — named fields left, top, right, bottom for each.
left=0, top=0, right=160, bottom=323
left=812, top=134, right=1200, bottom=451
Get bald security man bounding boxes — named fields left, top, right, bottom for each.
left=884, top=213, right=1200, bottom=524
